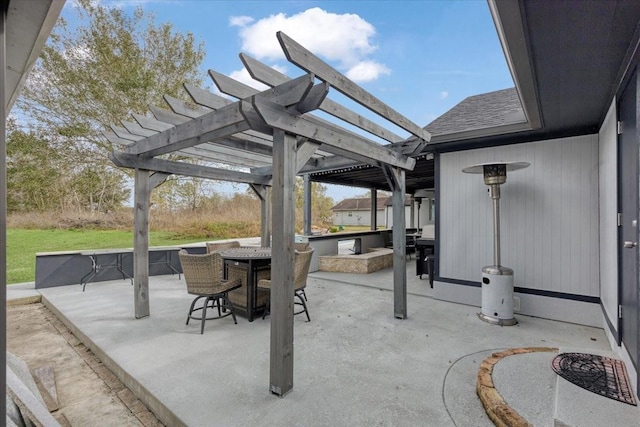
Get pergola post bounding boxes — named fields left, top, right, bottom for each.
left=303, top=174, right=312, bottom=236
left=250, top=184, right=271, bottom=247
left=133, top=169, right=151, bottom=318
left=269, top=129, right=296, bottom=396
left=384, top=165, right=408, bottom=319
left=370, top=189, right=377, bottom=230
left=410, top=195, right=416, bottom=228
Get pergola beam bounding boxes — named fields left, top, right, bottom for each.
left=211, top=68, right=414, bottom=170
left=278, top=31, right=431, bottom=143
left=110, top=151, right=270, bottom=185
left=111, top=123, right=272, bottom=167
left=252, top=96, right=414, bottom=169
left=125, top=74, right=317, bottom=158
left=127, top=102, right=250, bottom=157
left=240, top=53, right=405, bottom=144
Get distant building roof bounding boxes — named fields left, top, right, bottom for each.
left=383, top=195, right=412, bottom=207
left=424, top=88, right=525, bottom=136
left=332, top=195, right=414, bottom=211
left=331, top=197, right=390, bottom=211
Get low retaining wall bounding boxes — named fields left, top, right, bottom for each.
left=318, top=248, right=393, bottom=274
left=34, top=245, right=206, bottom=289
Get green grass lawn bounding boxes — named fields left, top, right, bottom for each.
left=6, top=229, right=207, bottom=285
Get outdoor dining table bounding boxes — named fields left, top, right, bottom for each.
left=219, top=246, right=271, bottom=322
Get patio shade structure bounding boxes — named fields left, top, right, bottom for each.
left=105, top=32, right=430, bottom=396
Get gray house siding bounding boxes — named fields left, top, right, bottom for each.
left=435, top=134, right=600, bottom=325
left=599, top=100, right=619, bottom=339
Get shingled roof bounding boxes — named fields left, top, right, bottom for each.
left=425, top=88, right=525, bottom=136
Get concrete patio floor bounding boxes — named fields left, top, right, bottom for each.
left=9, top=260, right=618, bottom=426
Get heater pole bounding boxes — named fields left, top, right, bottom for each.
left=490, top=184, right=501, bottom=267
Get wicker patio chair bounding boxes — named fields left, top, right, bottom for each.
left=178, top=250, right=242, bottom=334
left=293, top=242, right=310, bottom=299
left=206, top=240, right=240, bottom=253
left=258, top=248, right=314, bottom=322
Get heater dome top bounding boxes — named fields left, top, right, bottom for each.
left=461, top=161, right=530, bottom=174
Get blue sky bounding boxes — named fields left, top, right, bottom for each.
left=63, top=0, right=514, bottom=201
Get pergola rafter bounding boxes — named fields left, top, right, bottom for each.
left=106, top=32, right=429, bottom=397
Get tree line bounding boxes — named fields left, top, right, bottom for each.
left=8, top=0, right=334, bottom=225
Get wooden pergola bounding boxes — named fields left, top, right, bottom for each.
left=105, top=32, right=430, bottom=396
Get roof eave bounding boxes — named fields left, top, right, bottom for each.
left=5, top=0, right=64, bottom=114
left=488, top=0, right=542, bottom=131
left=428, top=120, right=532, bottom=145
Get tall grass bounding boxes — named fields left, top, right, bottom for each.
left=6, top=195, right=332, bottom=284
left=6, top=229, right=209, bottom=284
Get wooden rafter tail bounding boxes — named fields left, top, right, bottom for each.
left=121, top=120, right=157, bottom=138
left=210, top=69, right=316, bottom=109
left=103, top=131, right=135, bottom=147
left=110, top=125, right=143, bottom=141
left=164, top=94, right=211, bottom=119
left=183, top=83, right=233, bottom=110
left=132, top=113, right=173, bottom=132
left=277, top=31, right=431, bottom=142
left=209, top=69, right=257, bottom=99
left=149, top=105, right=190, bottom=125
left=240, top=52, right=404, bottom=144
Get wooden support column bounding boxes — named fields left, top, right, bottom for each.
left=383, top=165, right=408, bottom=319
left=270, top=129, right=296, bottom=397
left=134, top=169, right=151, bottom=318
left=303, top=174, right=312, bottom=236
left=410, top=195, right=416, bottom=229
left=0, top=9, right=7, bottom=417
left=370, top=189, right=377, bottom=230
left=250, top=184, right=271, bottom=247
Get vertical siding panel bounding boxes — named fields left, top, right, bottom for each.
left=591, top=135, right=600, bottom=296
left=438, top=135, right=599, bottom=297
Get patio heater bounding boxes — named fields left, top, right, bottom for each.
left=462, top=161, right=529, bottom=326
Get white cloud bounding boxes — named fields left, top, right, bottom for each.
left=345, top=61, right=390, bottom=83
left=229, top=16, right=254, bottom=27
left=235, top=7, right=381, bottom=72
left=440, top=91, right=449, bottom=100
left=228, top=68, right=269, bottom=91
